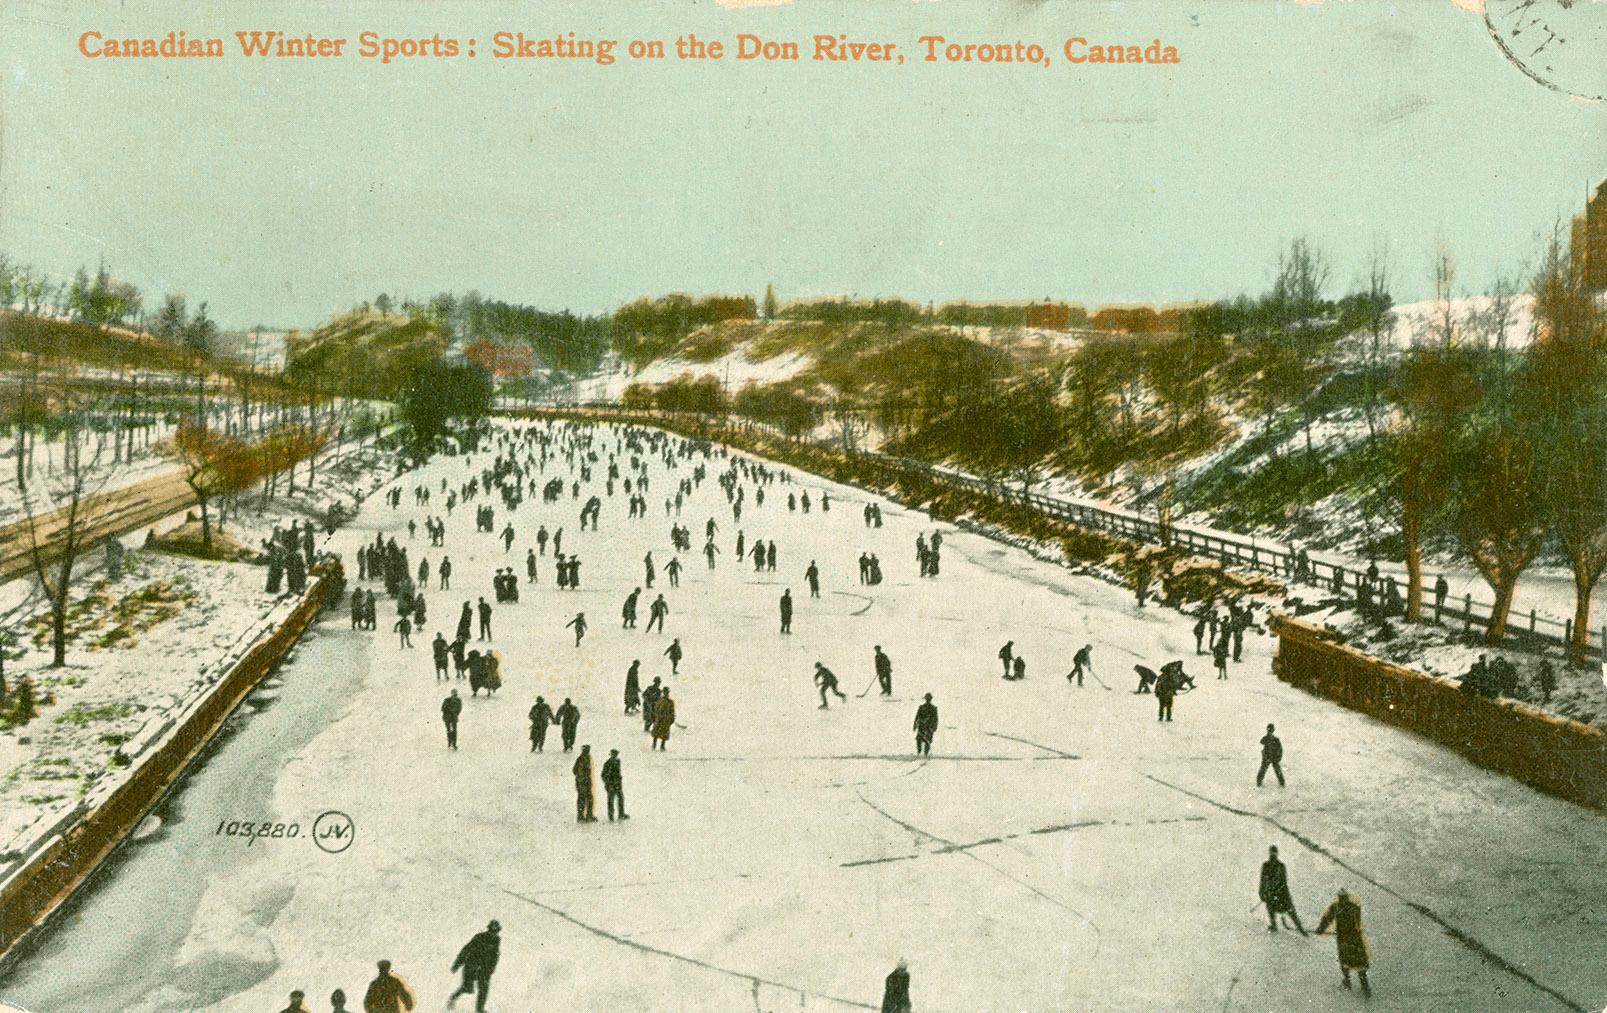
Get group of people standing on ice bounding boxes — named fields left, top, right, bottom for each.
left=339, top=413, right=1385, bottom=1006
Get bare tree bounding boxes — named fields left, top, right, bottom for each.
left=18, top=427, right=111, bottom=667
left=1429, top=245, right=1460, bottom=350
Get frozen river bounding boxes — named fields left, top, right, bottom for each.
left=2, top=420, right=1603, bottom=1012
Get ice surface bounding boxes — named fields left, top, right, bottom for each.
left=126, top=420, right=1605, bottom=1012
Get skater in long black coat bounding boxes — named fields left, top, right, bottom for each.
left=881, top=960, right=912, bottom=1013
left=779, top=589, right=793, bottom=634
left=624, top=660, right=641, bottom=714
left=913, top=694, right=938, bottom=755
left=1258, top=846, right=1307, bottom=934
left=555, top=698, right=581, bottom=751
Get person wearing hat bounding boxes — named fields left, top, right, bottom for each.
left=441, top=690, right=462, bottom=750
left=1316, top=889, right=1371, bottom=997
left=881, top=958, right=912, bottom=1013
left=602, top=748, right=629, bottom=821
left=651, top=688, right=676, bottom=749
left=573, top=744, right=597, bottom=822
left=913, top=694, right=938, bottom=756
left=449, top=920, right=502, bottom=1012
left=1258, top=845, right=1306, bottom=934
left=275, top=989, right=310, bottom=1013
left=361, top=959, right=415, bottom=1013
left=874, top=646, right=893, bottom=696
left=1257, top=724, right=1285, bottom=787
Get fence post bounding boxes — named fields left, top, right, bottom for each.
left=1463, top=594, right=1473, bottom=633
left=1529, top=609, right=1535, bottom=633
left=1565, top=618, right=1572, bottom=648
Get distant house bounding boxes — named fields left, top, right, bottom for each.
left=464, top=339, right=534, bottom=378
left=1024, top=301, right=1073, bottom=331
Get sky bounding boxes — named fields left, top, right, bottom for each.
left=1, top=0, right=1604, bottom=330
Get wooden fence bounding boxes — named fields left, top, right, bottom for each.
left=0, top=565, right=343, bottom=965
left=1270, top=614, right=1607, bottom=812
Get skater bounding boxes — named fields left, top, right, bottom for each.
left=526, top=548, right=538, bottom=584
left=644, top=551, right=656, bottom=588
left=766, top=541, right=777, bottom=572
left=439, top=557, right=452, bottom=590
left=779, top=589, right=793, bottom=634
left=538, top=525, right=549, bottom=555
left=1009, top=656, right=1026, bottom=681
left=1213, top=637, right=1230, bottom=680
left=664, top=638, right=683, bottom=674
left=603, top=748, right=629, bottom=820
left=1193, top=615, right=1207, bottom=654
left=556, top=697, right=581, bottom=751
left=477, top=597, right=492, bottom=641
left=1155, top=667, right=1177, bottom=722
left=392, top=615, right=412, bottom=648
left=881, top=959, right=912, bottom=1013
left=641, top=677, right=663, bottom=733
left=913, top=694, right=937, bottom=756
left=572, top=744, right=597, bottom=821
left=625, top=660, right=641, bottom=714
left=1258, top=846, right=1307, bottom=934
left=432, top=633, right=450, bottom=680
left=622, top=587, right=641, bottom=629
left=666, top=556, right=682, bottom=587
left=1257, top=723, right=1285, bottom=787
left=448, top=920, right=501, bottom=1012
left=999, top=640, right=1014, bottom=678
left=1069, top=643, right=1092, bottom=686
left=566, top=611, right=588, bottom=646
left=815, top=662, right=846, bottom=708
left=528, top=696, right=553, bottom=752
left=1316, top=890, right=1372, bottom=997
left=361, top=959, right=416, bottom=1013
left=647, top=595, right=669, bottom=633
left=805, top=560, right=820, bottom=598
left=275, top=990, right=310, bottom=1013
left=651, top=687, right=675, bottom=750
left=874, top=645, right=893, bottom=696
left=441, top=690, right=462, bottom=750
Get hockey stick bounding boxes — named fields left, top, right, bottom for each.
left=857, top=674, right=880, bottom=697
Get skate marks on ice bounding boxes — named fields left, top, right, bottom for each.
left=853, top=790, right=1105, bottom=957
left=442, top=854, right=880, bottom=1010
left=666, top=753, right=1080, bottom=763
left=983, top=730, right=1079, bottom=759
left=1140, top=774, right=1591, bottom=1012
left=829, top=590, right=874, bottom=616
left=838, top=814, right=1207, bottom=869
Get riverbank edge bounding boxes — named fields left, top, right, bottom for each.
left=0, top=564, right=344, bottom=969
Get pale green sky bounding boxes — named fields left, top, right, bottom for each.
left=2, top=0, right=1603, bottom=329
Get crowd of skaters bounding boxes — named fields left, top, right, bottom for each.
left=320, top=416, right=1377, bottom=1007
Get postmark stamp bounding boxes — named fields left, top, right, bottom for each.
left=1484, top=0, right=1606, bottom=101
